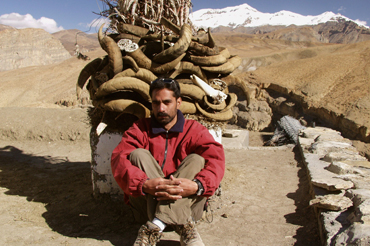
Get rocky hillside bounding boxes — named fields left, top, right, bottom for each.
left=240, top=40, right=370, bottom=142
left=0, top=27, right=71, bottom=72
left=0, top=24, right=16, bottom=31
left=213, top=20, right=370, bottom=44
left=52, top=29, right=99, bottom=56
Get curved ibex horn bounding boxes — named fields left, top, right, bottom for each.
left=201, top=55, right=242, bottom=74
left=189, top=53, right=228, bottom=66
left=169, top=62, right=208, bottom=82
left=95, top=77, right=151, bottom=102
left=188, top=41, right=220, bottom=56
left=152, top=24, right=192, bottom=64
left=220, top=75, right=250, bottom=106
left=76, top=57, right=105, bottom=99
left=179, top=83, right=206, bottom=101
left=114, top=68, right=157, bottom=84
left=93, top=99, right=151, bottom=119
left=127, top=47, right=185, bottom=74
left=195, top=102, right=234, bottom=121
left=179, top=101, right=197, bottom=114
left=122, top=56, right=140, bottom=72
left=98, top=24, right=123, bottom=75
left=221, top=93, right=238, bottom=112
left=117, top=23, right=150, bottom=37
left=206, top=27, right=216, bottom=48
left=203, top=95, right=227, bottom=111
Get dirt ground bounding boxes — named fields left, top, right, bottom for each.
left=0, top=106, right=320, bottom=245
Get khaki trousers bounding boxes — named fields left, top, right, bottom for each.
left=128, top=149, right=207, bottom=225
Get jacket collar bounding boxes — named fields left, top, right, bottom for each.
left=151, top=110, right=185, bottom=134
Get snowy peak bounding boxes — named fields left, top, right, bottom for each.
left=190, top=4, right=369, bottom=29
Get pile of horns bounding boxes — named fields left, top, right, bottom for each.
left=76, top=18, right=250, bottom=123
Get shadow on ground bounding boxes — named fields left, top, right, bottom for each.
left=284, top=146, right=321, bottom=246
left=0, top=145, right=178, bottom=246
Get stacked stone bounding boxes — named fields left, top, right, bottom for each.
left=298, top=127, right=370, bottom=245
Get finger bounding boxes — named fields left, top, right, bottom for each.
left=155, top=187, right=183, bottom=195
left=156, top=184, right=182, bottom=190
left=155, top=193, right=182, bottom=201
left=155, top=191, right=183, bottom=198
left=158, top=179, right=181, bottom=186
left=169, top=175, right=182, bottom=184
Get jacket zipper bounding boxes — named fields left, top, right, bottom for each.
left=161, top=131, right=169, bottom=170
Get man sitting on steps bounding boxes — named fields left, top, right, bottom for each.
left=111, top=77, right=225, bottom=246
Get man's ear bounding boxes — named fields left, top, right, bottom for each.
left=177, top=97, right=182, bottom=107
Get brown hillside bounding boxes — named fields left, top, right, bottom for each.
left=52, top=29, right=99, bottom=55
left=0, top=24, right=16, bottom=31
left=0, top=49, right=105, bottom=107
left=243, top=40, right=370, bottom=141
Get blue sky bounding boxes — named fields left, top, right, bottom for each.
left=0, top=0, right=369, bottom=33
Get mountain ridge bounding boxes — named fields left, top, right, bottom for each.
left=190, top=3, right=369, bottom=30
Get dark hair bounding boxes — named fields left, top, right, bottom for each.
left=149, top=78, right=181, bottom=99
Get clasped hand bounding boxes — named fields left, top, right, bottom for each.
left=142, top=175, right=198, bottom=201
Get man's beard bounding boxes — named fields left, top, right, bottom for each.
left=155, top=112, right=176, bottom=126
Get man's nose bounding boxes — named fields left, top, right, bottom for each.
left=159, top=103, right=166, bottom=112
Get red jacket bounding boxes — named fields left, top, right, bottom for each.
left=111, top=110, right=225, bottom=204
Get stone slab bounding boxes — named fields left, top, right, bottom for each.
left=303, top=153, right=354, bottom=191
left=333, top=223, right=370, bottom=245
left=310, top=194, right=353, bottom=211
left=222, top=129, right=249, bottom=149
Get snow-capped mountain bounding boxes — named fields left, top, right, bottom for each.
left=190, top=3, right=369, bottom=29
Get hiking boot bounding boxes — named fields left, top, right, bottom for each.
left=133, top=221, right=162, bottom=246
left=176, top=220, right=204, bottom=246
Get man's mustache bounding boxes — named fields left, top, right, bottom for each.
left=157, top=112, right=169, bottom=117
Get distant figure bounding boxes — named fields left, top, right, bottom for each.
left=74, top=43, right=90, bottom=60
left=74, top=43, right=80, bottom=57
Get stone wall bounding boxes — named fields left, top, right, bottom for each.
left=0, top=28, right=71, bottom=71
left=298, top=127, right=370, bottom=245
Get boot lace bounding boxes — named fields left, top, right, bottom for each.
left=180, top=222, right=197, bottom=243
left=135, top=225, right=162, bottom=245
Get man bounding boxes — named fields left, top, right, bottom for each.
left=111, top=78, right=225, bottom=246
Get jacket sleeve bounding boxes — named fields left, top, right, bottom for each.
left=111, top=121, right=148, bottom=197
left=192, top=127, right=225, bottom=197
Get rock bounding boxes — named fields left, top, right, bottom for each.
left=333, top=223, right=370, bottom=246
left=0, top=28, right=71, bottom=71
left=323, top=152, right=368, bottom=163
left=314, top=20, right=370, bottom=44
left=234, top=100, right=272, bottom=131
left=339, top=174, right=370, bottom=190
left=341, top=160, right=370, bottom=169
left=298, top=136, right=315, bottom=152
left=303, top=153, right=354, bottom=191
left=322, top=210, right=352, bottom=246
left=222, top=130, right=249, bottom=149
left=310, top=141, right=355, bottom=157
left=346, top=189, right=370, bottom=207
left=301, top=127, right=342, bottom=140
left=326, top=161, right=367, bottom=175
left=310, top=194, right=353, bottom=211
